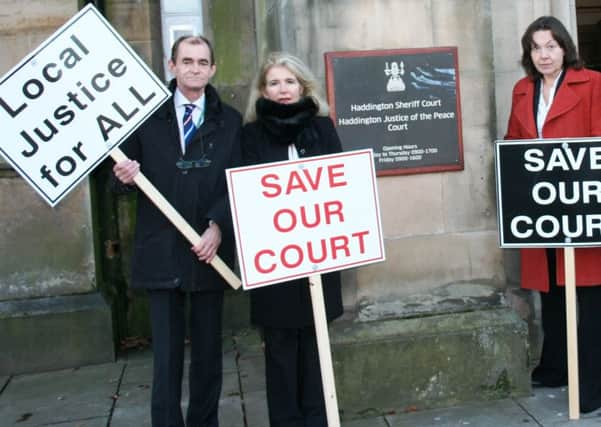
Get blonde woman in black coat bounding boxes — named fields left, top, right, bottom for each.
left=242, top=52, right=343, bottom=427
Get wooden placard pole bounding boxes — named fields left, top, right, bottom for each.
left=308, top=274, right=340, bottom=427
left=110, top=147, right=241, bottom=290
left=564, top=247, right=579, bottom=420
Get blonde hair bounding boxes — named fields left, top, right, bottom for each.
left=244, top=52, right=330, bottom=123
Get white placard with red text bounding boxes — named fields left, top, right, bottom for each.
left=227, top=149, right=385, bottom=289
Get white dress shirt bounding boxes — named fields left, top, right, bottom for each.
left=174, top=89, right=205, bottom=154
left=536, top=71, right=563, bottom=138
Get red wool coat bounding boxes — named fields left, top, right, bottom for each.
left=505, top=67, right=601, bottom=292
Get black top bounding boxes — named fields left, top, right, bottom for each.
left=115, top=82, right=242, bottom=291
left=242, top=97, right=344, bottom=327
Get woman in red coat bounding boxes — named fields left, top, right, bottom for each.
left=505, top=16, right=601, bottom=413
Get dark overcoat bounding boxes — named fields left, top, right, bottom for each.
left=505, top=67, right=601, bottom=292
left=242, top=115, right=344, bottom=328
left=119, top=82, right=242, bottom=291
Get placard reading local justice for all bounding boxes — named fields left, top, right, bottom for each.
left=325, top=47, right=464, bottom=176
left=226, top=149, right=386, bottom=289
left=0, top=4, right=170, bottom=206
left=495, top=138, right=601, bottom=248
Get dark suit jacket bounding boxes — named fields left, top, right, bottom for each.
left=505, top=68, right=601, bottom=292
left=242, top=115, right=344, bottom=328
left=120, top=82, right=242, bottom=291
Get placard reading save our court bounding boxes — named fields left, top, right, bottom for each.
left=495, top=138, right=601, bottom=248
left=227, top=149, right=385, bottom=289
left=0, top=4, right=169, bottom=206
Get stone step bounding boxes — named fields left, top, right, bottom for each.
left=0, top=292, right=114, bottom=375
left=330, top=307, right=530, bottom=419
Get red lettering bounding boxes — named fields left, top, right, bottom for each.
left=254, top=231, right=371, bottom=275
left=255, top=249, right=276, bottom=273
left=330, top=235, right=351, bottom=259
left=261, top=173, right=281, bottom=198
left=281, top=244, right=303, bottom=268
left=301, top=167, right=322, bottom=191
left=300, top=204, right=321, bottom=228
left=273, top=208, right=297, bottom=232
left=307, top=239, right=328, bottom=263
left=323, top=200, right=344, bottom=224
left=328, top=163, right=347, bottom=188
left=286, top=170, right=308, bottom=194
left=352, top=230, right=370, bottom=253
left=271, top=164, right=346, bottom=197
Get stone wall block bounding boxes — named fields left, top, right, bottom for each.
left=378, top=173, right=444, bottom=238
left=105, top=1, right=153, bottom=42
left=0, top=177, right=95, bottom=300
left=0, top=0, right=75, bottom=36
left=457, top=71, right=494, bottom=129
left=355, top=231, right=503, bottom=302
left=442, top=126, right=497, bottom=233
left=431, top=0, right=493, bottom=72
left=331, top=309, right=530, bottom=418
left=0, top=294, right=114, bottom=375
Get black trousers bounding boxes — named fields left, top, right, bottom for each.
left=263, top=326, right=327, bottom=427
left=148, top=289, right=223, bottom=427
left=536, top=249, right=601, bottom=410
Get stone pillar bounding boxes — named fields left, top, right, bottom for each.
left=0, top=0, right=113, bottom=375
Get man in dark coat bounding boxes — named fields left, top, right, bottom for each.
left=113, top=35, right=241, bottom=427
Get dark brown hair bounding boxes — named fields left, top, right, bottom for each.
left=520, top=16, right=583, bottom=79
left=170, top=35, right=215, bottom=65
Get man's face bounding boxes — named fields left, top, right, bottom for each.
left=169, top=40, right=216, bottom=96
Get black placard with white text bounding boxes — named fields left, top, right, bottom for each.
left=495, top=138, right=601, bottom=247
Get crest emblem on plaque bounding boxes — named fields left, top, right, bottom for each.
left=384, top=61, right=406, bottom=92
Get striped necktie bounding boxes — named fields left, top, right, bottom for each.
left=182, top=104, right=196, bottom=147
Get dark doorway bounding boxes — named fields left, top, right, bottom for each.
left=577, top=1, right=601, bottom=71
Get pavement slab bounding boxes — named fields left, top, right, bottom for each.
left=111, top=376, right=246, bottom=427
left=222, top=371, right=241, bottom=399
left=119, top=360, right=152, bottom=388
left=218, top=394, right=244, bottom=427
left=112, top=357, right=245, bottom=427
left=223, top=348, right=238, bottom=374
left=233, top=328, right=263, bottom=358
left=515, top=386, right=573, bottom=424
left=0, top=363, right=122, bottom=426
left=516, top=386, right=601, bottom=426
left=342, top=415, right=389, bottom=426
left=110, top=380, right=152, bottom=427
left=238, top=355, right=266, bottom=394
left=386, top=398, right=535, bottom=426
left=243, top=389, right=269, bottom=427
left=49, top=416, right=109, bottom=426
left=5, top=332, right=601, bottom=426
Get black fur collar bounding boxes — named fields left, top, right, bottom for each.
left=256, top=97, right=318, bottom=144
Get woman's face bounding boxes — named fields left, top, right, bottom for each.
left=262, top=65, right=302, bottom=104
left=530, top=30, right=565, bottom=80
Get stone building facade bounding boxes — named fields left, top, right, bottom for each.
left=2, top=0, right=600, bottom=417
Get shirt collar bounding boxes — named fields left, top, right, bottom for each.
left=173, top=88, right=205, bottom=111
